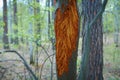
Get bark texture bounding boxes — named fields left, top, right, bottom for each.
left=54, top=0, right=79, bottom=80
left=13, top=0, right=18, bottom=44
left=79, top=0, right=104, bottom=80
left=3, top=0, right=9, bottom=49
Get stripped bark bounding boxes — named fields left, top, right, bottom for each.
left=54, top=0, right=79, bottom=80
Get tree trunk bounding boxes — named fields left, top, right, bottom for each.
left=34, top=0, right=41, bottom=76
left=47, top=0, right=54, bottom=80
left=48, top=0, right=51, bottom=40
left=28, top=0, right=34, bottom=65
left=8, top=0, right=13, bottom=45
left=34, top=0, right=41, bottom=45
left=13, top=0, right=18, bottom=44
left=78, top=0, right=105, bottom=80
left=3, top=0, right=9, bottom=49
left=54, top=0, right=79, bottom=80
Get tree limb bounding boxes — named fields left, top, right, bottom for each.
left=89, top=0, right=108, bottom=29
left=0, top=50, right=38, bottom=80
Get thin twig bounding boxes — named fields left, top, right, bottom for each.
left=39, top=53, right=55, bottom=79
left=40, top=45, right=52, bottom=63
left=0, top=59, right=21, bottom=62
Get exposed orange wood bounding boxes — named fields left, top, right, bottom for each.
left=54, top=0, right=79, bottom=76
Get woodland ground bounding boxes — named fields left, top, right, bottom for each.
left=0, top=33, right=120, bottom=80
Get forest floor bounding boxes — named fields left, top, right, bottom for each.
left=103, top=34, right=120, bottom=80
left=0, top=33, right=120, bottom=80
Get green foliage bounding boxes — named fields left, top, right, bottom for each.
left=103, top=13, right=114, bottom=33
left=103, top=1, right=113, bottom=33
left=104, top=43, right=120, bottom=67
left=103, top=33, right=120, bottom=79
left=6, top=0, right=55, bottom=46
left=0, top=21, right=4, bottom=38
left=0, top=19, right=4, bottom=42
left=45, top=6, right=55, bottom=12
left=0, top=21, right=5, bottom=27
left=77, top=0, right=82, bottom=4
left=30, top=0, right=41, bottom=9
left=103, top=0, right=120, bottom=33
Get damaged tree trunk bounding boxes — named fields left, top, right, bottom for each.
left=54, top=0, right=79, bottom=80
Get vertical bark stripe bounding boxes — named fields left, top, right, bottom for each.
left=54, top=0, right=79, bottom=76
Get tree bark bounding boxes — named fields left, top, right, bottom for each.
left=34, top=0, right=41, bottom=76
left=78, top=0, right=108, bottom=80
left=3, top=0, right=9, bottom=49
left=54, top=0, right=79, bottom=80
left=48, top=0, right=51, bottom=40
left=13, top=0, right=18, bottom=44
left=8, top=0, right=13, bottom=45
left=34, top=0, right=41, bottom=45
left=28, top=0, right=34, bottom=65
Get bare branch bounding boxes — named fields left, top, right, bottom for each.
left=39, top=53, right=55, bottom=79
left=0, top=50, right=38, bottom=80
left=0, top=59, right=21, bottom=62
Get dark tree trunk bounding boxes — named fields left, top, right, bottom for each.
left=51, top=0, right=55, bottom=19
left=48, top=0, right=51, bottom=40
left=3, top=0, right=9, bottom=49
left=54, top=0, right=79, bottom=80
left=13, top=0, right=17, bottom=25
left=78, top=0, right=104, bottom=80
left=13, top=0, right=18, bottom=44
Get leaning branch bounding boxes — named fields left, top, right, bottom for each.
left=0, top=50, right=38, bottom=80
left=89, top=0, right=108, bottom=28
